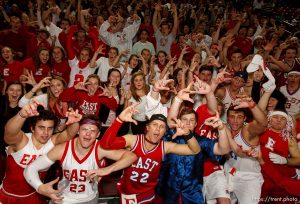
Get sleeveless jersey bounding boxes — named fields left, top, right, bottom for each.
left=119, top=134, right=164, bottom=203
left=259, top=129, right=296, bottom=178
left=59, top=138, right=105, bottom=203
left=279, top=85, right=300, bottom=116
left=1, top=133, right=54, bottom=197
left=195, top=104, right=223, bottom=176
left=225, top=130, right=261, bottom=173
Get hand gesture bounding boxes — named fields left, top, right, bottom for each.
left=154, top=3, right=162, bottom=11
left=181, top=45, right=189, bottom=56
left=95, top=44, right=105, bottom=55
left=166, top=56, right=177, bottom=67
left=204, top=111, right=224, bottom=130
left=81, top=9, right=92, bottom=18
left=99, top=85, right=113, bottom=98
left=192, top=75, right=212, bottom=95
left=172, top=118, right=190, bottom=139
left=65, top=108, right=82, bottom=125
left=37, top=177, right=63, bottom=203
left=177, top=83, right=194, bottom=103
left=118, top=103, right=139, bottom=124
left=212, top=67, right=231, bottom=85
left=224, top=36, right=235, bottom=48
left=124, top=90, right=132, bottom=100
left=19, top=99, right=45, bottom=118
left=233, top=95, right=255, bottom=109
left=120, top=49, right=130, bottom=57
left=153, top=75, right=174, bottom=92
left=74, top=82, right=89, bottom=92
left=36, top=76, right=52, bottom=89
left=20, top=71, right=38, bottom=86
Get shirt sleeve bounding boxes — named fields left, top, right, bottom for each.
left=198, top=137, right=222, bottom=162
left=145, top=90, right=168, bottom=119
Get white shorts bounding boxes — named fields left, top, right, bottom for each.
left=203, top=170, right=230, bottom=202
left=225, top=170, right=264, bottom=204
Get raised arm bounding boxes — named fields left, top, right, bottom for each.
left=4, top=100, right=42, bottom=146
left=152, top=3, right=161, bottom=32
left=170, top=3, right=179, bottom=36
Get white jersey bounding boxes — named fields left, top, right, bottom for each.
left=279, top=85, right=300, bottom=116
left=59, top=139, right=105, bottom=203
left=225, top=130, right=261, bottom=173
left=221, top=87, right=235, bottom=121
left=96, top=57, right=115, bottom=82
left=68, top=57, right=94, bottom=87
left=10, top=133, right=54, bottom=168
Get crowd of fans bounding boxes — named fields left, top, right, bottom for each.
left=0, top=0, right=299, bottom=203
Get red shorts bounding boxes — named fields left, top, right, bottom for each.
left=0, top=188, right=46, bottom=204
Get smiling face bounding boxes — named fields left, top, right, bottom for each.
left=133, top=75, right=145, bottom=90
left=86, top=77, right=99, bottom=96
left=227, top=110, right=246, bottom=132
left=52, top=47, right=64, bottom=63
left=108, top=70, right=121, bottom=87
left=180, top=113, right=197, bottom=132
left=145, top=120, right=167, bottom=144
left=80, top=49, right=90, bottom=62
left=158, top=52, right=166, bottom=65
left=129, top=56, right=139, bottom=68
left=50, top=79, right=64, bottom=98
left=78, top=124, right=100, bottom=149
left=39, top=50, right=50, bottom=64
left=267, top=97, right=278, bottom=111
left=1, top=47, right=14, bottom=63
left=6, top=83, right=22, bottom=103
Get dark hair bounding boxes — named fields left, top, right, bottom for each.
left=179, top=107, right=198, bottom=121
left=4, top=81, right=24, bottom=117
left=199, top=65, right=214, bottom=74
left=130, top=71, right=150, bottom=102
left=52, top=46, right=66, bottom=61
left=1, top=46, right=15, bottom=63
left=270, top=90, right=287, bottom=111
left=29, top=109, right=58, bottom=130
left=33, top=47, right=50, bottom=73
left=227, top=105, right=247, bottom=117
left=106, top=68, right=121, bottom=97
left=284, top=46, right=298, bottom=54
left=109, top=47, right=119, bottom=55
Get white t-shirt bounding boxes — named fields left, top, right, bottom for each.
left=68, top=57, right=94, bottom=87
left=129, top=95, right=148, bottom=121
left=96, top=57, right=115, bottom=82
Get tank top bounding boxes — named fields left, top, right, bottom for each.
left=1, top=133, right=54, bottom=197
left=59, top=138, right=105, bottom=203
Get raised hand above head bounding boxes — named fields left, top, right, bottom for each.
left=118, top=103, right=140, bottom=124
left=204, top=111, right=224, bottom=130
left=177, top=82, right=194, bottom=103
left=191, top=75, right=212, bottom=95
left=212, top=66, right=231, bottom=85
left=19, top=98, right=45, bottom=118
left=65, top=108, right=82, bottom=125
left=233, top=95, right=256, bottom=109
left=153, top=75, right=174, bottom=92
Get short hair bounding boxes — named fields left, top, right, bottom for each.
left=179, top=107, right=198, bottom=121
left=86, top=74, right=100, bottom=85
left=29, top=108, right=58, bottom=130
left=79, top=114, right=101, bottom=130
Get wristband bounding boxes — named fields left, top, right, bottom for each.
left=18, top=111, right=27, bottom=119
left=117, top=116, right=124, bottom=123
left=174, top=96, right=183, bottom=103
left=184, top=131, right=194, bottom=142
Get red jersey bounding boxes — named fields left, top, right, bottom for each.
left=51, top=60, right=71, bottom=84
left=1, top=133, right=54, bottom=197
left=0, top=61, right=23, bottom=83
left=119, top=134, right=164, bottom=203
left=59, top=87, right=118, bottom=115
left=22, top=58, right=50, bottom=82
left=260, top=129, right=296, bottom=178
left=195, top=104, right=222, bottom=176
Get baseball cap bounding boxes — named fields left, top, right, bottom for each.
left=246, top=54, right=263, bottom=73
left=148, top=114, right=167, bottom=126
left=234, top=71, right=248, bottom=82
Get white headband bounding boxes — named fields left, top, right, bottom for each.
left=269, top=111, right=288, bottom=120
left=288, top=71, right=300, bottom=76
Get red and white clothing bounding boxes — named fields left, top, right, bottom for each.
left=22, top=58, right=51, bottom=83
left=0, top=133, right=54, bottom=202
left=279, top=85, right=300, bottom=116
left=118, top=134, right=165, bottom=203
left=59, top=87, right=118, bottom=115
left=51, top=60, right=71, bottom=84
left=221, top=87, right=235, bottom=120
left=224, top=130, right=263, bottom=204
left=95, top=57, right=115, bottom=82
left=68, top=57, right=94, bottom=87
left=59, top=138, right=105, bottom=203
left=0, top=61, right=23, bottom=83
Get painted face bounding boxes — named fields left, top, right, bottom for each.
left=80, top=49, right=90, bottom=62
left=86, top=77, right=99, bottom=95
left=78, top=124, right=100, bottom=149
left=227, top=111, right=246, bottom=132
left=180, top=113, right=197, bottom=132
left=145, top=120, right=166, bottom=144
left=52, top=47, right=63, bottom=63
left=1, top=47, right=14, bottom=63
left=133, top=75, right=144, bottom=90
left=6, top=84, right=22, bottom=103
left=32, top=120, right=55, bottom=144
left=269, top=115, right=287, bottom=132
left=108, top=71, right=121, bottom=86
left=50, top=79, right=64, bottom=98
left=39, top=50, right=50, bottom=64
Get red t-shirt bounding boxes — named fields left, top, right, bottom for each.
left=0, top=61, right=23, bottom=83
left=22, top=58, right=51, bottom=82
left=52, top=60, right=71, bottom=84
